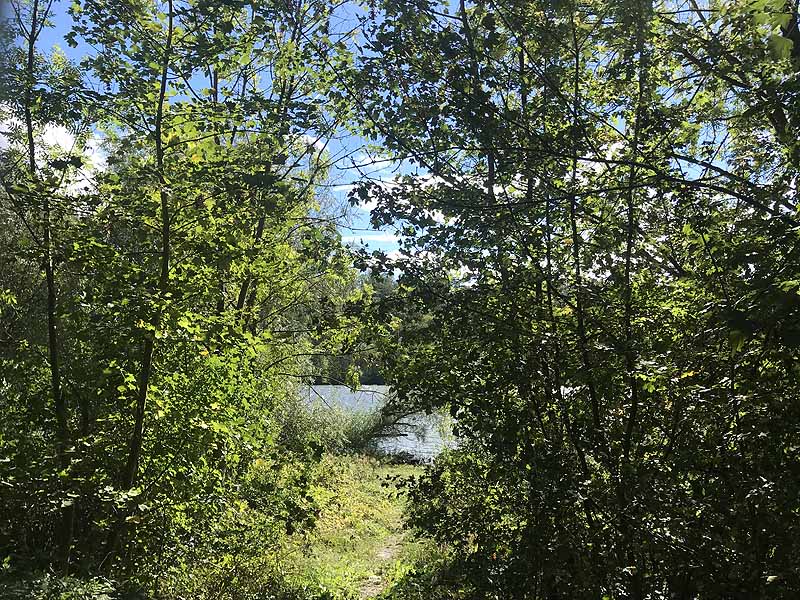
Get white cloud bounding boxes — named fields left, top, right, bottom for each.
left=386, top=249, right=404, bottom=261
left=83, top=135, right=107, bottom=171
left=0, top=104, right=105, bottom=197
left=2, top=104, right=76, bottom=154
left=41, top=124, right=76, bottom=151
left=65, top=135, right=107, bottom=195
left=357, top=198, right=378, bottom=213
left=427, top=209, right=446, bottom=223
left=299, top=133, right=326, bottom=153
left=0, top=113, right=22, bottom=152
left=348, top=152, right=403, bottom=181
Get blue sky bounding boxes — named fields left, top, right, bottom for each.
left=27, top=0, right=402, bottom=256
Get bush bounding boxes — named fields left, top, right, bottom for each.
left=0, top=573, right=118, bottom=600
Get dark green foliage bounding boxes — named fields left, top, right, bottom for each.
left=354, top=0, right=800, bottom=596
left=1, top=574, right=118, bottom=600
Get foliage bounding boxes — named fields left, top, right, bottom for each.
left=0, top=574, right=117, bottom=600
left=284, top=456, right=422, bottom=599
left=352, top=0, right=800, bottom=596
left=5, top=0, right=800, bottom=595
left=154, top=455, right=423, bottom=600
left=0, top=0, right=364, bottom=593
left=379, top=542, right=475, bottom=600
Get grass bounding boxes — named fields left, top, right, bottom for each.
left=280, top=455, right=424, bottom=599
left=0, top=454, right=451, bottom=600
left=0, top=454, right=452, bottom=600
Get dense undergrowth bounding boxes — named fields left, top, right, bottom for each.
left=0, top=451, right=448, bottom=600
left=6, top=0, right=800, bottom=596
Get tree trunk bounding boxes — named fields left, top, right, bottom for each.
left=23, top=0, right=73, bottom=568
left=105, top=0, right=174, bottom=570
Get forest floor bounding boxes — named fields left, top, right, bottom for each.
left=284, top=455, right=425, bottom=599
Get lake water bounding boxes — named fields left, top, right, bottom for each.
left=306, top=385, right=453, bottom=461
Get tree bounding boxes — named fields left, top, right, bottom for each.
left=1, top=0, right=86, bottom=566
left=354, top=0, right=800, bottom=595
left=1, top=0, right=363, bottom=585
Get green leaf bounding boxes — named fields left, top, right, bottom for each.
left=768, top=34, right=793, bottom=59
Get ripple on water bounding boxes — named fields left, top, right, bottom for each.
left=306, top=385, right=454, bottom=461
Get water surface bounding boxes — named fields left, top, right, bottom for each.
left=307, top=385, right=452, bottom=461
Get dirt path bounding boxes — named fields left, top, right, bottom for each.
left=284, top=458, right=422, bottom=599
left=359, top=535, right=403, bottom=598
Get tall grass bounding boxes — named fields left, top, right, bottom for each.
left=277, top=392, right=421, bottom=457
